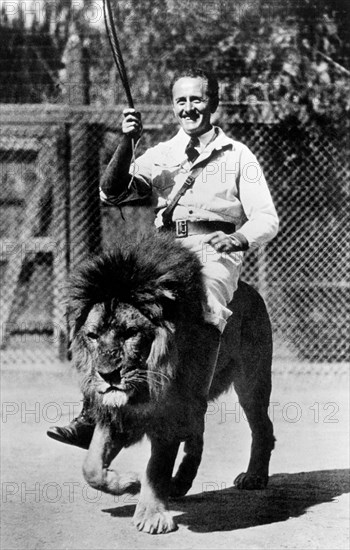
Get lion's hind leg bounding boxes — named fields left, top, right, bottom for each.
left=233, top=397, right=275, bottom=490
left=232, top=347, right=275, bottom=490
left=170, top=434, right=203, bottom=498
left=232, top=355, right=275, bottom=490
left=230, top=284, right=275, bottom=490
left=83, top=423, right=141, bottom=496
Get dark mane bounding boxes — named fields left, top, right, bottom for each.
left=69, top=230, right=206, bottom=333
left=69, top=231, right=208, bottom=433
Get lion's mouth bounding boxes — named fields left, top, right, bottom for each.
left=98, top=383, right=130, bottom=395
left=104, top=385, right=122, bottom=393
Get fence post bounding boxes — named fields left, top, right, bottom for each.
left=51, top=125, right=70, bottom=360
left=69, top=117, right=102, bottom=273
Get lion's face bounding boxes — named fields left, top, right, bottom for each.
left=80, top=302, right=156, bottom=408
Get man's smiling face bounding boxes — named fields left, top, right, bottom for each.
left=172, top=76, right=217, bottom=137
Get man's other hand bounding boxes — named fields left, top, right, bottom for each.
left=203, top=231, right=249, bottom=253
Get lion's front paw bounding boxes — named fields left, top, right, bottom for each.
left=234, top=472, right=268, bottom=490
left=133, top=502, right=177, bottom=534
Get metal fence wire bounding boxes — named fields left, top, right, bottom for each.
left=0, top=105, right=349, bottom=368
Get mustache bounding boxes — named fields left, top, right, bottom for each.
left=180, top=111, right=200, bottom=118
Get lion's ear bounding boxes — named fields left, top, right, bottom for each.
left=68, top=308, right=88, bottom=340
left=146, top=323, right=178, bottom=399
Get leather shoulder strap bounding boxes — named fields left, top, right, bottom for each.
left=161, top=163, right=206, bottom=227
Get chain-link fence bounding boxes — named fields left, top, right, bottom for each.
left=0, top=104, right=349, bottom=368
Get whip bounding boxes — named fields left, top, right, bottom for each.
left=103, top=0, right=140, bottom=187
left=103, top=0, right=134, bottom=108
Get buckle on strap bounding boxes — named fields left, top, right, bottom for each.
left=175, top=219, right=188, bottom=238
left=184, top=175, right=195, bottom=188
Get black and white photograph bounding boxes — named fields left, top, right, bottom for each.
left=1, top=0, right=349, bottom=548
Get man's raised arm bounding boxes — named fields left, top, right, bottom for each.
left=100, top=108, right=143, bottom=199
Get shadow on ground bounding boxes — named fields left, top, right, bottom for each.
left=103, top=469, right=350, bottom=533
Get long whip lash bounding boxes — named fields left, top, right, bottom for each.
left=103, top=0, right=134, bottom=108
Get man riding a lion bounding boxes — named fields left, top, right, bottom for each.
left=47, top=67, right=279, bottom=533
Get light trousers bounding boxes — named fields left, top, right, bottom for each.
left=181, top=235, right=243, bottom=333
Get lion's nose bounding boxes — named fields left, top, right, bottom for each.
left=98, top=369, right=121, bottom=385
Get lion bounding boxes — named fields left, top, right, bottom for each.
left=69, top=231, right=275, bottom=534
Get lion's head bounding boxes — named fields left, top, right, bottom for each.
left=69, top=231, right=206, bottom=425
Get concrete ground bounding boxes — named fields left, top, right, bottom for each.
left=1, top=359, right=349, bottom=550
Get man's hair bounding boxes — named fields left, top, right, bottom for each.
left=170, top=67, right=219, bottom=108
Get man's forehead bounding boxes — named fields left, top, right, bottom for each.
left=172, top=77, right=208, bottom=98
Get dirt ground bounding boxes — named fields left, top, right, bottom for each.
left=1, top=359, right=349, bottom=550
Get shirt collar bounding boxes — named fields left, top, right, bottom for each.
left=167, top=126, right=234, bottom=164
left=197, top=126, right=216, bottom=150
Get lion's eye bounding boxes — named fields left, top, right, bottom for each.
left=124, top=328, right=137, bottom=339
left=86, top=331, right=99, bottom=340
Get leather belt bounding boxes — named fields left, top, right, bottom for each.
left=160, top=219, right=236, bottom=238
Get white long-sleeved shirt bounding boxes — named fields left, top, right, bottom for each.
left=100, top=126, right=279, bottom=248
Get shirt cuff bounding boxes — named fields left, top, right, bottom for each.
left=229, top=232, right=249, bottom=251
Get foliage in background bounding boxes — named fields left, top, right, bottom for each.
left=0, top=0, right=349, bottom=126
